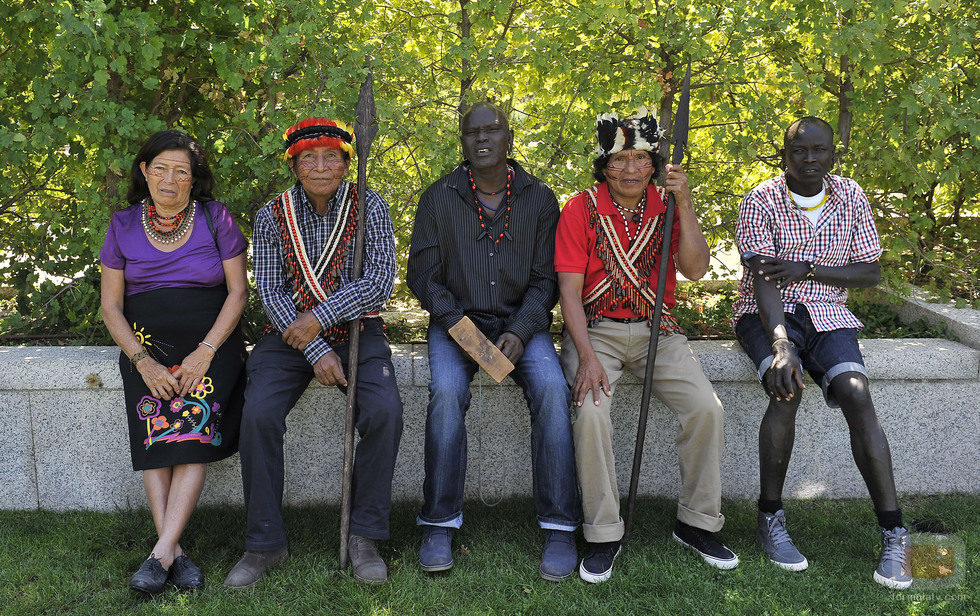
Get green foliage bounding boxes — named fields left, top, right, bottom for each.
left=2, top=0, right=978, bottom=341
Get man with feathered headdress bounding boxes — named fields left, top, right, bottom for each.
left=224, top=117, right=403, bottom=587
left=556, top=107, right=737, bottom=582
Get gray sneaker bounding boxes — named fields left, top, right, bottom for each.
left=756, top=509, right=808, bottom=571
left=873, top=527, right=912, bottom=589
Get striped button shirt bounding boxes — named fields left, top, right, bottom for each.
left=406, top=160, right=560, bottom=343
left=732, top=173, right=882, bottom=332
left=252, top=181, right=396, bottom=365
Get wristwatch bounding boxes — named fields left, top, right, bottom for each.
left=804, top=261, right=816, bottom=280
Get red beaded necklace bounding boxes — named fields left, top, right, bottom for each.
left=144, top=199, right=193, bottom=243
left=468, top=165, right=513, bottom=244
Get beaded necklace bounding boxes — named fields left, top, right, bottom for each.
left=611, top=193, right=646, bottom=245
left=143, top=199, right=195, bottom=244
left=787, top=184, right=829, bottom=212
left=468, top=165, right=513, bottom=244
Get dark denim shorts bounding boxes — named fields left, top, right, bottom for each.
left=734, top=305, right=867, bottom=408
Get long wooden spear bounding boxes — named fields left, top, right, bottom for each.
left=623, top=59, right=692, bottom=542
left=339, top=64, right=378, bottom=571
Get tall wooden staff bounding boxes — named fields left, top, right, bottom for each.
left=623, top=59, right=691, bottom=541
left=339, top=66, right=378, bottom=571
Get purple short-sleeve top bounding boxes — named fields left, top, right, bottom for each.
left=99, top=201, right=247, bottom=296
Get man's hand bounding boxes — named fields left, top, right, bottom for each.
left=765, top=339, right=806, bottom=401
left=664, top=163, right=693, bottom=208
left=313, top=351, right=347, bottom=387
left=495, top=332, right=525, bottom=364
left=283, top=311, right=322, bottom=350
left=572, top=353, right=611, bottom=407
left=756, top=257, right=811, bottom=289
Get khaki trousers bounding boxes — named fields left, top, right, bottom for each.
left=561, top=321, right=725, bottom=542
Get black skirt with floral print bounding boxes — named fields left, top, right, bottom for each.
left=120, top=286, right=245, bottom=470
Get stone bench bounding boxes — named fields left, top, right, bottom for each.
left=2, top=337, right=977, bottom=511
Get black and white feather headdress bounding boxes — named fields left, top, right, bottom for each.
left=595, top=105, right=664, bottom=156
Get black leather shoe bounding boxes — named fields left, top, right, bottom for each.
left=169, top=554, right=205, bottom=591
left=129, top=556, right=169, bottom=595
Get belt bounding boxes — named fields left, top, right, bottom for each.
left=603, top=316, right=646, bottom=324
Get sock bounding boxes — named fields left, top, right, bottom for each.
left=876, top=508, right=904, bottom=531
left=758, top=498, right=783, bottom=514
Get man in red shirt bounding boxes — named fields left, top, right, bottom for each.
left=556, top=108, right=736, bottom=583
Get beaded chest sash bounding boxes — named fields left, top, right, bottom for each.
left=581, top=185, right=681, bottom=334
left=267, top=184, right=358, bottom=345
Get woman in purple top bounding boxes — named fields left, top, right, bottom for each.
left=100, top=130, right=248, bottom=595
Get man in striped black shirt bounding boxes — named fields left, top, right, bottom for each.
left=407, top=102, right=580, bottom=581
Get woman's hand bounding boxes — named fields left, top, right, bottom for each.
left=137, top=357, right=180, bottom=400
left=172, top=345, right=214, bottom=396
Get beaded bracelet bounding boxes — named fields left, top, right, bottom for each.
left=130, top=349, right=150, bottom=366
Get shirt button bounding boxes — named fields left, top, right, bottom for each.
left=489, top=252, right=494, bottom=257
left=490, top=281, right=496, bottom=286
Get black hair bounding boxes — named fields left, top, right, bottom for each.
left=127, top=130, right=215, bottom=204
left=460, top=101, right=510, bottom=132
left=592, top=149, right=664, bottom=184
left=782, top=116, right=834, bottom=151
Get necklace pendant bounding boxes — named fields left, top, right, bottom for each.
left=631, top=213, right=641, bottom=224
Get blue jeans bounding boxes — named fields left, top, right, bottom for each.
left=418, top=324, right=580, bottom=531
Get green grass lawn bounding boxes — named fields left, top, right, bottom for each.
left=0, top=496, right=975, bottom=615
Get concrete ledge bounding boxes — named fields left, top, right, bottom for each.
left=1, top=339, right=978, bottom=511
left=897, top=286, right=980, bottom=351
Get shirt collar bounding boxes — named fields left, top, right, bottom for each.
left=779, top=172, right=838, bottom=202
left=293, top=180, right=349, bottom=215
left=447, top=158, right=532, bottom=199
left=596, top=182, right=665, bottom=221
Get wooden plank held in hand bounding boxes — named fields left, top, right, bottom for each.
left=448, top=316, right=515, bottom=383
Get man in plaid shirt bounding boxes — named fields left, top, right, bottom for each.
left=733, top=117, right=911, bottom=589
left=225, top=118, right=403, bottom=587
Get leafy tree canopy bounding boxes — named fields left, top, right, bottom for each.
left=1, top=0, right=977, bottom=341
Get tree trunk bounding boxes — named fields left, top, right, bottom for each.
left=458, top=0, right=473, bottom=116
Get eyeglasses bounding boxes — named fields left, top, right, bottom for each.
left=296, top=150, right=347, bottom=170
left=146, top=165, right=193, bottom=183
left=296, top=149, right=347, bottom=170
left=461, top=126, right=506, bottom=138
left=606, top=156, right=654, bottom=172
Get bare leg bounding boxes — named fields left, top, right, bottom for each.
left=830, top=373, right=899, bottom=512
left=148, top=463, right=208, bottom=568
left=759, top=393, right=802, bottom=501
left=143, top=467, right=173, bottom=536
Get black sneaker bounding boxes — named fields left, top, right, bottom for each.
left=579, top=541, right=621, bottom=583
left=672, top=521, right=739, bottom=570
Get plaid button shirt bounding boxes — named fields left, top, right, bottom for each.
left=732, top=173, right=882, bottom=332
left=253, top=181, right=396, bottom=365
